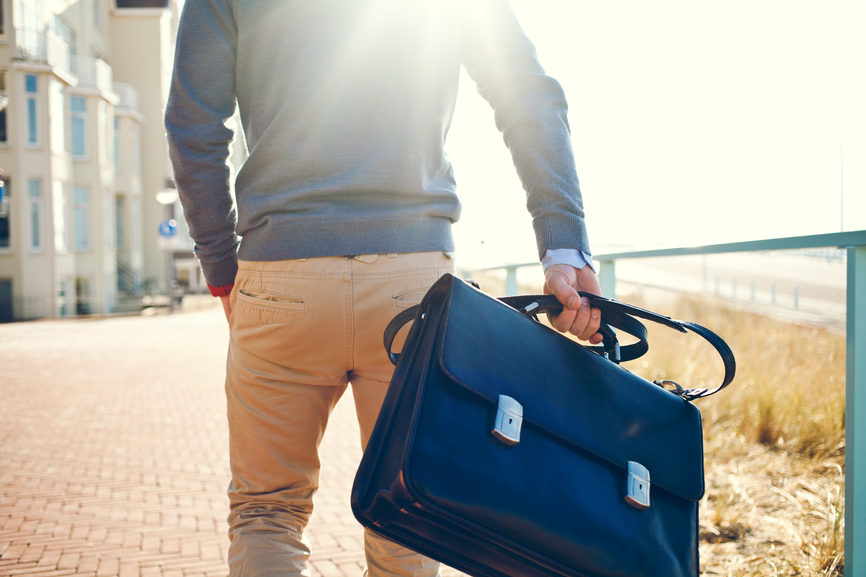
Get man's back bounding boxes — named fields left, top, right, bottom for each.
left=165, top=0, right=589, bottom=289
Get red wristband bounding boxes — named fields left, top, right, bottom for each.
left=207, top=283, right=234, bottom=297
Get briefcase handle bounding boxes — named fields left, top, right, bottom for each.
left=385, top=285, right=736, bottom=401
left=500, top=293, right=736, bottom=400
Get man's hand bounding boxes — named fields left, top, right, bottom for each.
left=220, top=295, right=232, bottom=323
left=543, top=264, right=603, bottom=343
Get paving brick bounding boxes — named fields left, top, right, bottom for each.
left=197, top=545, right=220, bottom=563
left=118, top=562, right=139, bottom=577
left=17, top=521, right=40, bottom=534
left=160, top=540, right=180, bottom=556
left=76, top=555, right=98, bottom=573
left=0, top=544, right=27, bottom=561
left=56, top=552, right=80, bottom=570
left=36, top=548, right=62, bottom=567
left=179, top=540, right=198, bottom=559
left=95, top=557, right=118, bottom=577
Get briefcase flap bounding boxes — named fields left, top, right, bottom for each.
left=435, top=280, right=705, bottom=502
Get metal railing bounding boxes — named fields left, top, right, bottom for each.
left=468, top=230, right=866, bottom=577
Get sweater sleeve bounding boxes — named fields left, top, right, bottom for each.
left=459, top=0, right=591, bottom=260
left=164, top=0, right=240, bottom=288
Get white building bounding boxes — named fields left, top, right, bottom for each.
left=0, top=0, right=196, bottom=321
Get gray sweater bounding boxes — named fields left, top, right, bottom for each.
left=165, top=0, right=590, bottom=288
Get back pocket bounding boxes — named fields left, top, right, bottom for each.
left=392, top=287, right=429, bottom=309
left=236, top=289, right=307, bottom=324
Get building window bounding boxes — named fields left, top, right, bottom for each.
left=28, top=179, right=42, bottom=251
left=71, top=96, right=87, bottom=158
left=114, top=118, right=121, bottom=171
left=0, top=71, right=7, bottom=143
left=26, top=74, right=38, bottom=146
left=53, top=181, right=67, bottom=251
left=73, top=187, right=89, bottom=250
left=115, top=196, right=125, bottom=249
left=0, top=0, right=5, bottom=39
left=0, top=176, right=10, bottom=249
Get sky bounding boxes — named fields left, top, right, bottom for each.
left=445, top=0, right=866, bottom=267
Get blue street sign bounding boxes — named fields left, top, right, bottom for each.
left=158, top=219, right=178, bottom=238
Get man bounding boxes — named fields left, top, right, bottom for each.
left=165, top=1, right=602, bottom=575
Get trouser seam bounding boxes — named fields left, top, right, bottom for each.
left=348, top=258, right=356, bottom=372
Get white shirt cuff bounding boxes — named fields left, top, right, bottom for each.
left=541, top=249, right=596, bottom=273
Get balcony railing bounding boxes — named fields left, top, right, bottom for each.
left=14, top=27, right=73, bottom=76
left=14, top=28, right=114, bottom=94
left=72, top=55, right=113, bottom=93
left=113, top=82, right=140, bottom=111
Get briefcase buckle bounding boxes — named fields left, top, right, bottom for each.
left=625, top=461, right=651, bottom=510
left=492, top=395, right=523, bottom=445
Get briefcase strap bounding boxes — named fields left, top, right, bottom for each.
left=384, top=288, right=736, bottom=401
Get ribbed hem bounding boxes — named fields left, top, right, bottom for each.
left=237, top=217, right=455, bottom=262
left=533, top=213, right=591, bottom=260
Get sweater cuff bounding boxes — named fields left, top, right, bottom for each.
left=207, top=283, right=234, bottom=297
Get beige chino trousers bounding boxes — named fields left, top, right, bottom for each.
left=224, top=252, right=455, bottom=577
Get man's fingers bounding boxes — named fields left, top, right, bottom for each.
left=565, top=297, right=591, bottom=334
left=545, top=270, right=580, bottom=310
left=549, top=307, right=577, bottom=333
left=220, top=295, right=232, bottom=323
left=577, top=305, right=602, bottom=341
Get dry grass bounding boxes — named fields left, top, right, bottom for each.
left=472, top=272, right=846, bottom=576
left=620, top=290, right=846, bottom=577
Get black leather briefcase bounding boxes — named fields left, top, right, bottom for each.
left=351, top=274, right=735, bottom=577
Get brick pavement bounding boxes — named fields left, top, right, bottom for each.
left=0, top=307, right=465, bottom=577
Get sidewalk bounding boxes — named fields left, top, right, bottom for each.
left=0, top=307, right=460, bottom=577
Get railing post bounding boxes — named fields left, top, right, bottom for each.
left=504, top=266, right=519, bottom=296
left=598, top=260, right=616, bottom=298
left=846, top=246, right=866, bottom=577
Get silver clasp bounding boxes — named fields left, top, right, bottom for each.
left=492, top=395, right=523, bottom=445
left=625, top=461, right=651, bottom=510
